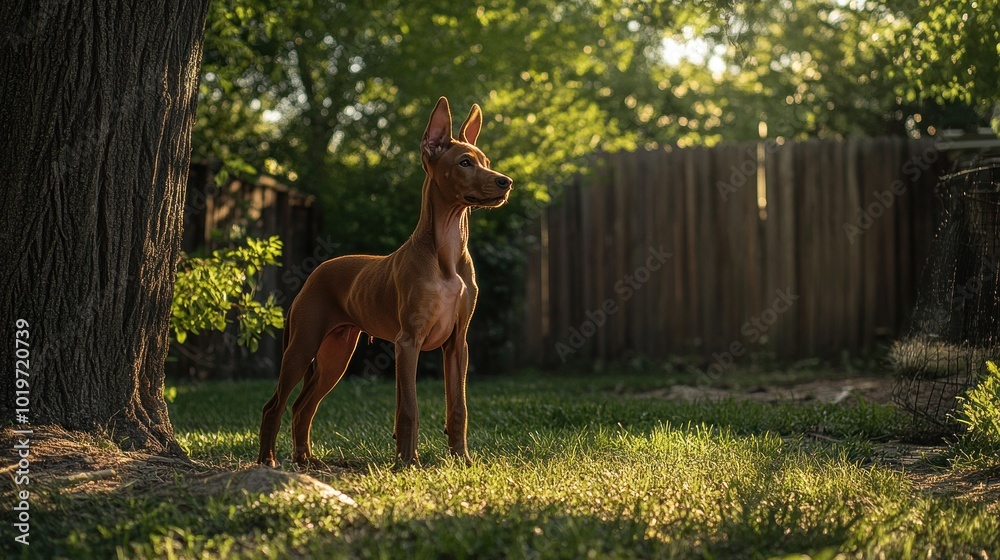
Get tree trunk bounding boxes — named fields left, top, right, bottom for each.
left=0, top=1, right=211, bottom=453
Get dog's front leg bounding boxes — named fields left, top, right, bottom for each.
left=393, top=332, right=421, bottom=466
left=442, top=335, right=472, bottom=465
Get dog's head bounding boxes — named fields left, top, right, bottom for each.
left=421, top=97, right=512, bottom=209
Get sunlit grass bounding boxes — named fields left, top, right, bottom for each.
left=16, top=370, right=1000, bottom=559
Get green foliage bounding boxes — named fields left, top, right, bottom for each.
left=171, top=236, right=284, bottom=352
left=195, top=0, right=675, bottom=225
left=16, top=370, right=1000, bottom=558
left=194, top=0, right=999, bottom=211
left=953, top=361, right=1000, bottom=463
left=886, top=0, right=1000, bottom=126
left=671, top=0, right=999, bottom=140
left=679, top=0, right=910, bottom=140
left=191, top=0, right=283, bottom=183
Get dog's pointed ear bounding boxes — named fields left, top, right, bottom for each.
left=422, top=97, right=453, bottom=159
left=459, top=104, right=483, bottom=145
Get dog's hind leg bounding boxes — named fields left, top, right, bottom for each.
left=257, top=324, right=325, bottom=467
left=290, top=325, right=362, bottom=468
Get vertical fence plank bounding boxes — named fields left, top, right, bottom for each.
left=730, top=142, right=763, bottom=348
left=593, top=158, right=611, bottom=361
left=522, top=218, right=544, bottom=364
left=691, top=147, right=716, bottom=351
left=548, top=192, right=569, bottom=363
left=579, top=167, right=596, bottom=361
left=792, top=140, right=814, bottom=355
left=628, top=151, right=647, bottom=356
left=764, top=139, right=799, bottom=356
left=665, top=148, right=688, bottom=354
left=652, top=148, right=675, bottom=354
left=843, top=137, right=864, bottom=352
left=611, top=151, right=630, bottom=358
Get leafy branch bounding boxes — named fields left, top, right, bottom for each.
left=171, top=236, right=284, bottom=352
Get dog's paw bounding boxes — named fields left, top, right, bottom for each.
left=450, top=451, right=473, bottom=467
left=257, top=452, right=279, bottom=469
left=293, top=455, right=330, bottom=470
left=394, top=452, right=421, bottom=470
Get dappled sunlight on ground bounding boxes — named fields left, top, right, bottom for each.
left=631, top=377, right=896, bottom=405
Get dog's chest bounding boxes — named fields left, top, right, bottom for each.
left=421, top=275, right=468, bottom=349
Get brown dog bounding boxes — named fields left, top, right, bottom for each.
left=257, top=97, right=512, bottom=468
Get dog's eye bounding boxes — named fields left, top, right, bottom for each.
left=459, top=159, right=473, bottom=168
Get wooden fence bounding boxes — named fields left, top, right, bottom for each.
left=521, top=137, right=946, bottom=366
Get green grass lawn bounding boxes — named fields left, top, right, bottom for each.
left=11, top=369, right=1000, bottom=559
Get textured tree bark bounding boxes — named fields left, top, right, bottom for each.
left=0, top=1, right=211, bottom=452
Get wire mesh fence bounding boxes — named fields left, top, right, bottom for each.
left=892, top=154, right=1000, bottom=433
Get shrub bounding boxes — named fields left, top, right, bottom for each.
left=171, top=236, right=284, bottom=351
left=953, top=360, right=1000, bottom=461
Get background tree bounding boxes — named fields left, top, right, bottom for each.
left=667, top=0, right=998, bottom=141
left=658, top=0, right=911, bottom=141
left=1, top=1, right=212, bottom=451
left=886, top=0, right=1000, bottom=131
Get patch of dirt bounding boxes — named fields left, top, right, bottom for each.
left=906, top=467, right=1000, bottom=512
left=1, top=425, right=208, bottom=496
left=184, top=467, right=355, bottom=506
left=873, top=442, right=1000, bottom=512
left=634, top=376, right=896, bottom=405
left=0, top=426, right=354, bottom=507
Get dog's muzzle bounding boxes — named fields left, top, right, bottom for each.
left=464, top=194, right=509, bottom=207
left=464, top=176, right=512, bottom=207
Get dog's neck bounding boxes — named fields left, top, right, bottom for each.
left=410, top=175, right=469, bottom=275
